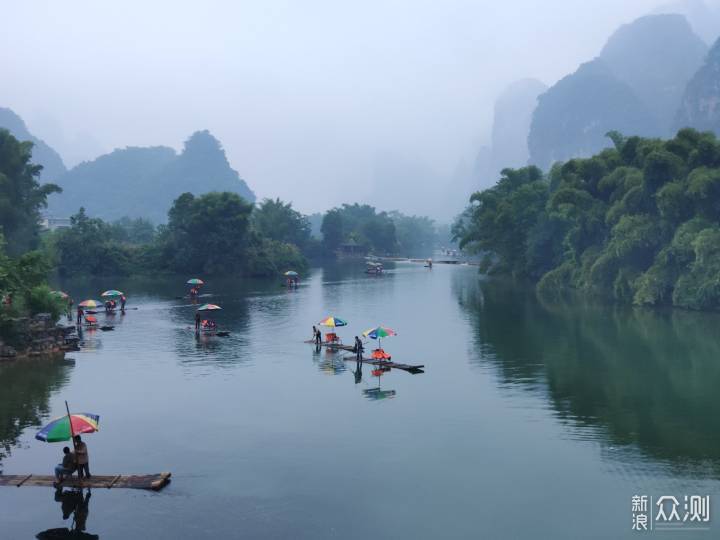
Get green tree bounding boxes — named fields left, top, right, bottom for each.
left=53, top=208, right=140, bottom=276
left=459, top=129, right=720, bottom=310
left=321, top=209, right=344, bottom=253
left=0, top=129, right=61, bottom=255
left=159, top=192, right=254, bottom=274
left=252, top=198, right=311, bottom=249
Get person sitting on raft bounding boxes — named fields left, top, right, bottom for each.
left=201, top=319, right=217, bottom=330
left=54, top=446, right=76, bottom=484
left=371, top=348, right=391, bottom=361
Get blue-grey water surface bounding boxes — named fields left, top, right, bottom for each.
left=1, top=262, right=719, bottom=538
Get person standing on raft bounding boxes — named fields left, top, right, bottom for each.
left=120, top=295, right=126, bottom=313
left=74, top=435, right=91, bottom=479
left=195, top=311, right=201, bottom=332
left=314, top=328, right=322, bottom=346
left=354, top=336, right=364, bottom=361
left=76, top=306, right=84, bottom=325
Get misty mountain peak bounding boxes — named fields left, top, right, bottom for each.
left=49, top=130, right=255, bottom=222
left=528, top=59, right=658, bottom=170
left=490, top=78, right=547, bottom=172
left=674, top=36, right=720, bottom=134
left=655, top=0, right=720, bottom=44
left=600, top=13, right=707, bottom=134
left=181, top=130, right=226, bottom=161
left=0, top=107, right=67, bottom=182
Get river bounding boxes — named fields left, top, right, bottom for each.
left=1, top=262, right=719, bottom=538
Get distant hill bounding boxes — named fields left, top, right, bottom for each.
left=489, top=78, right=547, bottom=175
left=526, top=14, right=706, bottom=170
left=655, top=0, right=720, bottom=44
left=49, top=130, right=256, bottom=223
left=0, top=107, right=66, bottom=182
left=675, top=37, right=720, bottom=134
left=528, top=59, right=658, bottom=170
left=600, top=14, right=706, bottom=134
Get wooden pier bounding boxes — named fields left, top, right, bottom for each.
left=0, top=472, right=171, bottom=491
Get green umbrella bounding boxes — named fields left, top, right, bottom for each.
left=197, top=303, right=222, bottom=311
left=101, top=290, right=123, bottom=298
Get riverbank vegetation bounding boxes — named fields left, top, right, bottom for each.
left=2, top=128, right=447, bottom=288
left=320, top=204, right=438, bottom=256
left=456, top=129, right=720, bottom=310
left=0, top=130, right=64, bottom=330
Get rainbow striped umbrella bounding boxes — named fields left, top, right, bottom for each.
left=363, top=325, right=396, bottom=339
left=284, top=270, right=299, bottom=277
left=197, top=303, right=221, bottom=311
left=187, top=278, right=204, bottom=285
left=50, top=290, right=69, bottom=299
left=35, top=413, right=100, bottom=443
left=319, top=316, right=347, bottom=328
left=363, top=325, right=396, bottom=349
left=78, top=299, right=101, bottom=308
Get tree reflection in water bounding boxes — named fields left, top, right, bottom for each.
left=0, top=357, right=73, bottom=472
left=455, top=274, right=720, bottom=476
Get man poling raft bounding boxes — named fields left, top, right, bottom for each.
left=305, top=321, right=423, bottom=373
left=283, top=270, right=300, bottom=288
left=194, top=304, right=230, bottom=337
left=0, top=401, right=173, bottom=492
left=186, top=278, right=204, bottom=300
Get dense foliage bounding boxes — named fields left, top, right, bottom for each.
left=51, top=209, right=154, bottom=277
left=51, top=192, right=307, bottom=277
left=0, top=130, right=63, bottom=333
left=0, top=129, right=61, bottom=255
left=457, top=129, right=720, bottom=311
left=319, top=204, right=445, bottom=257
left=252, top=198, right=312, bottom=250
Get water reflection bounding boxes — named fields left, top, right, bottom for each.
left=455, top=274, right=720, bottom=475
left=36, top=488, right=97, bottom=539
left=0, top=358, right=73, bottom=471
left=314, top=347, right=347, bottom=375
left=362, top=366, right=396, bottom=400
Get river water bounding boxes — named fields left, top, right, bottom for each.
left=1, top=262, right=719, bottom=539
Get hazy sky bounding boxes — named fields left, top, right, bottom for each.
left=0, top=0, right=684, bottom=218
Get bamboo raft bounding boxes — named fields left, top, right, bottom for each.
left=304, top=341, right=424, bottom=373
left=304, top=339, right=354, bottom=351
left=343, top=355, right=425, bottom=374
left=0, top=472, right=171, bottom=491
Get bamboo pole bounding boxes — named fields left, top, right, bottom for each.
left=65, top=400, right=78, bottom=468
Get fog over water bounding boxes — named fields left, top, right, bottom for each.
left=0, top=0, right=705, bottom=218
